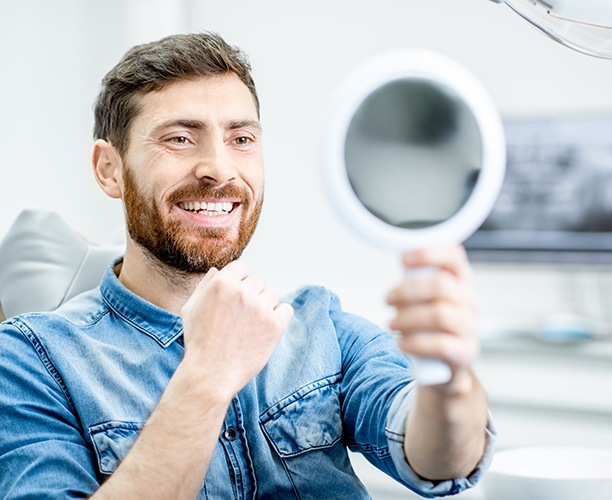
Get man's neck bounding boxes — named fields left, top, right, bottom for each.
left=117, top=240, right=204, bottom=315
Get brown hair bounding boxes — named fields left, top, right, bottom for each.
left=93, top=32, right=259, bottom=156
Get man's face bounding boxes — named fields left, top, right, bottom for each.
left=119, top=73, right=264, bottom=274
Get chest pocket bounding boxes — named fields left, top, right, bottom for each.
left=89, top=420, right=145, bottom=475
left=259, top=374, right=368, bottom=498
left=260, top=375, right=343, bottom=457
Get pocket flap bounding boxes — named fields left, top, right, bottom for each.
left=261, top=376, right=343, bottom=457
left=89, top=420, right=145, bottom=474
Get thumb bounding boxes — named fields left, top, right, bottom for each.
left=199, top=267, right=220, bottom=286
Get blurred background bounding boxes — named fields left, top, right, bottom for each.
left=1, top=1, right=612, bottom=498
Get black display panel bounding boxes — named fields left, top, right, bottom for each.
left=465, top=115, right=612, bottom=264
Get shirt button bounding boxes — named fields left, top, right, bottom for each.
left=224, top=427, right=237, bottom=441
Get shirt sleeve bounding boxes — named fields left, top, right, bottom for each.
left=329, top=291, right=497, bottom=498
left=386, top=382, right=498, bottom=498
left=0, top=320, right=101, bottom=498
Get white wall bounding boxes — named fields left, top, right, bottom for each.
left=2, top=0, right=612, bottom=329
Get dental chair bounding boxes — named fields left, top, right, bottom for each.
left=0, top=210, right=124, bottom=322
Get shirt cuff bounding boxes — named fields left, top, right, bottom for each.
left=385, top=381, right=498, bottom=498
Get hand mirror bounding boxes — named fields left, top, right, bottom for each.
left=321, top=49, right=506, bottom=385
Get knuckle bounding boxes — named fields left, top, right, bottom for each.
left=209, top=275, right=228, bottom=293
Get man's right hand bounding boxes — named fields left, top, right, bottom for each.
left=93, top=261, right=293, bottom=499
left=180, top=260, right=294, bottom=401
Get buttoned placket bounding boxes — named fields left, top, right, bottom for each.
left=220, top=396, right=256, bottom=499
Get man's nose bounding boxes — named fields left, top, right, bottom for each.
left=193, top=141, right=237, bottom=184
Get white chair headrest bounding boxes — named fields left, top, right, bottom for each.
left=0, top=210, right=124, bottom=320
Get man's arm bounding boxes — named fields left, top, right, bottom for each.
left=386, top=245, right=489, bottom=480
left=92, top=363, right=230, bottom=499
left=403, top=369, right=488, bottom=480
left=94, top=261, right=293, bottom=498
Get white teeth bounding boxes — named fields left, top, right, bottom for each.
left=179, top=201, right=234, bottom=215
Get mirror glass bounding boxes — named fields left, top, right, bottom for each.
left=345, top=79, right=482, bottom=229
left=321, top=49, right=506, bottom=251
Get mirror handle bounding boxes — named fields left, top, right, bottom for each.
left=412, top=356, right=452, bottom=385
left=404, top=266, right=453, bottom=385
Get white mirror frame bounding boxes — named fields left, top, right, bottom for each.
left=321, top=49, right=507, bottom=252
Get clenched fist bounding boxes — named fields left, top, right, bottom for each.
left=180, top=261, right=294, bottom=400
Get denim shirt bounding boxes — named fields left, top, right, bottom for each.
left=0, top=262, right=495, bottom=499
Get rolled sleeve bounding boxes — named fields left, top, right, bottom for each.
left=385, top=381, right=497, bottom=498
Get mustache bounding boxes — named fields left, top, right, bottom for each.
left=167, top=182, right=250, bottom=204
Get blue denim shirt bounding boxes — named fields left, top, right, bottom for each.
left=0, top=262, right=495, bottom=499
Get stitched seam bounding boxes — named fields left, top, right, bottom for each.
left=89, top=421, right=145, bottom=475
left=11, top=319, right=78, bottom=415
left=353, top=442, right=392, bottom=459
left=259, top=373, right=342, bottom=422
left=101, top=294, right=182, bottom=347
left=20, top=306, right=111, bottom=329
left=268, top=435, right=344, bottom=458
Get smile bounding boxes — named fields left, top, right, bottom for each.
left=178, top=201, right=235, bottom=216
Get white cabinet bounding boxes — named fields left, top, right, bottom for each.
left=476, top=337, right=612, bottom=451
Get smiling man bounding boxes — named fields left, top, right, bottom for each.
left=0, top=33, right=495, bottom=498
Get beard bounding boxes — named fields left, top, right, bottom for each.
left=122, top=165, right=263, bottom=274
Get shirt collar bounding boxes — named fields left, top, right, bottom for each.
left=99, top=258, right=184, bottom=348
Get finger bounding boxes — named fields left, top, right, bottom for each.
left=389, top=301, right=477, bottom=339
left=183, top=267, right=222, bottom=315
left=401, top=245, right=472, bottom=281
left=197, top=266, right=220, bottom=287
left=397, top=331, right=480, bottom=368
left=273, top=302, right=295, bottom=329
left=258, top=288, right=281, bottom=310
left=192, top=261, right=249, bottom=297
left=212, top=259, right=250, bottom=282
left=241, top=274, right=266, bottom=295
left=387, top=269, right=477, bottom=309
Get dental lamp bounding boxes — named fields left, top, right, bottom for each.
left=491, top=0, right=612, bottom=59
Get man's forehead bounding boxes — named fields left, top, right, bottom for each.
left=132, top=74, right=259, bottom=131
left=141, top=74, right=254, bottom=107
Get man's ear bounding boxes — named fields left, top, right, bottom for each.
left=92, top=139, right=124, bottom=199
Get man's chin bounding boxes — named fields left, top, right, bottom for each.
left=164, top=238, right=245, bottom=272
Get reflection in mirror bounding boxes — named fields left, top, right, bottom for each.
left=344, top=79, right=482, bottom=228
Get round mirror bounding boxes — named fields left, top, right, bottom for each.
left=320, top=50, right=506, bottom=385
left=322, top=49, right=506, bottom=251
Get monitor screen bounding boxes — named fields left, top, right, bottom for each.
left=465, top=115, right=612, bottom=264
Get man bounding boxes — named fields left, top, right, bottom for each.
left=0, top=32, right=494, bottom=498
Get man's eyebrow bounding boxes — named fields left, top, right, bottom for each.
left=152, top=119, right=206, bottom=134
left=227, top=119, right=262, bottom=132
left=151, top=118, right=262, bottom=134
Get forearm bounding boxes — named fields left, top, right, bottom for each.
left=91, top=263, right=292, bottom=498
left=404, top=369, right=488, bottom=481
left=92, top=361, right=231, bottom=499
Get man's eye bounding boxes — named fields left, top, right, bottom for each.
left=170, top=136, right=190, bottom=144
left=234, top=136, right=252, bottom=145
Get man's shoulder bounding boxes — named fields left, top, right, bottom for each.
left=3, top=287, right=108, bottom=334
